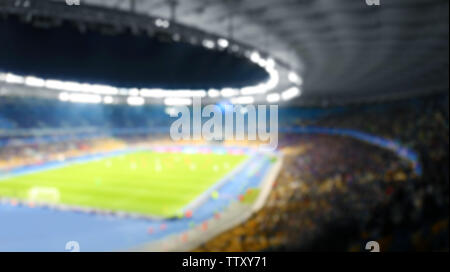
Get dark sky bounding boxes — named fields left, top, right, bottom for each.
left=0, top=16, right=268, bottom=89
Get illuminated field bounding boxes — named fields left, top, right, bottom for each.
left=0, top=151, right=248, bottom=217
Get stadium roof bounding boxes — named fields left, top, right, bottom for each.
left=84, top=0, right=449, bottom=104
left=0, top=15, right=269, bottom=90
left=0, top=0, right=448, bottom=105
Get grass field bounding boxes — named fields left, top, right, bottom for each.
left=0, top=151, right=248, bottom=217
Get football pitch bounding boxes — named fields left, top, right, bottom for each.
left=0, top=151, right=248, bottom=217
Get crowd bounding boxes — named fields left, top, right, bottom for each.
left=315, top=94, right=449, bottom=251
left=196, top=135, right=416, bottom=251
left=196, top=94, right=449, bottom=251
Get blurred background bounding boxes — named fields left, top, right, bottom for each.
left=0, top=0, right=448, bottom=252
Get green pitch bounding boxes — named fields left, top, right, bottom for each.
left=0, top=151, right=248, bottom=217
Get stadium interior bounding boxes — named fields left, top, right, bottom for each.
left=0, top=0, right=448, bottom=252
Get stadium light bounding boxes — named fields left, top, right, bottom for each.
left=0, top=2, right=293, bottom=106
left=208, top=89, right=220, bottom=98
left=140, top=89, right=165, bottom=98
left=221, top=88, right=239, bottom=97
left=171, top=90, right=206, bottom=98
left=46, top=80, right=83, bottom=92
left=70, top=93, right=102, bottom=103
left=250, top=51, right=261, bottom=64
left=140, top=89, right=206, bottom=98
left=0, top=40, right=282, bottom=104
left=24, top=76, right=45, bottom=88
left=155, top=18, right=170, bottom=28
left=58, top=93, right=102, bottom=103
left=164, top=97, right=192, bottom=106
left=266, top=93, right=280, bottom=103
left=240, top=85, right=264, bottom=95
left=281, top=87, right=301, bottom=101
left=78, top=84, right=118, bottom=95
left=103, top=96, right=114, bottom=104
left=128, top=88, right=140, bottom=96
left=127, top=96, right=145, bottom=106
left=217, top=38, right=229, bottom=49
left=257, top=58, right=267, bottom=68
left=265, top=67, right=279, bottom=89
left=1, top=67, right=280, bottom=104
left=59, top=92, right=70, bottom=101
left=288, top=71, right=303, bottom=85
left=231, top=96, right=254, bottom=104
left=265, top=58, right=276, bottom=69
left=202, top=39, right=215, bottom=49
left=5, top=73, right=25, bottom=84
left=46, top=80, right=68, bottom=90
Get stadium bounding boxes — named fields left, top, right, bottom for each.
left=0, top=0, right=448, bottom=253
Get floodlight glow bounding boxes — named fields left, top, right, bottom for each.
left=221, top=88, right=238, bottom=97
left=281, top=87, right=301, bottom=101
left=266, top=93, right=280, bottom=103
left=59, top=92, right=70, bottom=101
left=266, top=67, right=279, bottom=89
left=103, top=96, right=114, bottom=104
left=68, top=93, right=102, bottom=103
left=266, top=58, right=276, bottom=69
left=5, top=73, right=25, bottom=84
left=25, top=76, right=45, bottom=87
left=202, top=39, right=215, bottom=49
left=240, top=85, right=264, bottom=95
left=231, top=96, right=254, bottom=104
left=0, top=40, right=282, bottom=104
left=257, top=58, right=267, bottom=67
left=127, top=96, right=145, bottom=106
left=46, top=80, right=83, bottom=92
left=250, top=51, right=261, bottom=63
left=140, top=89, right=164, bottom=98
left=288, top=71, right=302, bottom=85
left=208, top=89, right=220, bottom=98
left=140, top=89, right=206, bottom=98
left=170, top=90, right=206, bottom=98
left=58, top=93, right=102, bottom=103
left=129, top=88, right=140, bottom=96
left=155, top=18, right=170, bottom=28
left=46, top=80, right=66, bottom=90
left=87, top=84, right=119, bottom=95
left=217, top=38, right=229, bottom=48
left=164, top=97, right=192, bottom=106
